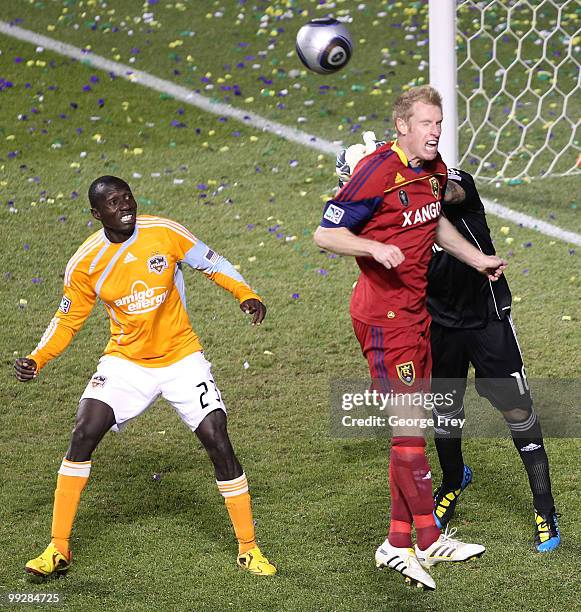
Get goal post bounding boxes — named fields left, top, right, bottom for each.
left=429, top=0, right=458, bottom=168
left=429, top=0, right=580, bottom=182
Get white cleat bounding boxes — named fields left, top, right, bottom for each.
left=375, top=539, right=436, bottom=591
left=415, top=526, right=485, bottom=568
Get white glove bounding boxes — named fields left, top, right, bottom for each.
left=336, top=131, right=386, bottom=187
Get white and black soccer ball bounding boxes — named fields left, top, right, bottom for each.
left=295, top=18, right=353, bottom=75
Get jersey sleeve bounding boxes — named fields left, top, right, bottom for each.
left=320, top=150, right=388, bottom=231
left=165, top=221, right=262, bottom=303
left=446, top=168, right=479, bottom=209
left=29, top=265, right=96, bottom=372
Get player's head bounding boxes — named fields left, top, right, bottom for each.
left=393, top=85, right=443, bottom=165
left=88, top=176, right=137, bottom=242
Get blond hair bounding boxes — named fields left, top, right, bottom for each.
left=392, top=85, right=443, bottom=126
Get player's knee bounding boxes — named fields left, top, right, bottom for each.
left=69, top=422, right=100, bottom=457
left=205, top=431, right=234, bottom=459
left=503, top=407, right=532, bottom=424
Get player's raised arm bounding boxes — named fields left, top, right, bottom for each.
left=176, top=230, right=265, bottom=324
left=314, top=226, right=405, bottom=269
left=443, top=168, right=484, bottom=207
left=443, top=179, right=466, bottom=205
left=435, top=216, right=507, bottom=280
left=315, top=134, right=404, bottom=269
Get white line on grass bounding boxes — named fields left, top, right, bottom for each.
left=482, top=199, right=580, bottom=246
left=0, top=21, right=339, bottom=155
left=1, top=21, right=579, bottom=246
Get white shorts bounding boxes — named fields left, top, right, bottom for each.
left=80, top=352, right=226, bottom=432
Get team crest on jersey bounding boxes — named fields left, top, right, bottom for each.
left=429, top=176, right=440, bottom=199
left=91, top=374, right=107, bottom=388
left=147, top=254, right=168, bottom=275
left=59, top=295, right=72, bottom=314
left=398, top=189, right=409, bottom=207
left=396, top=361, right=416, bottom=386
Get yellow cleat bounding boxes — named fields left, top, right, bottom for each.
left=25, top=543, right=71, bottom=579
left=237, top=546, right=277, bottom=576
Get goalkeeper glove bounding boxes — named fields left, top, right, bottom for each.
left=336, top=131, right=386, bottom=187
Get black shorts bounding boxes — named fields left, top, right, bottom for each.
left=430, top=315, right=532, bottom=411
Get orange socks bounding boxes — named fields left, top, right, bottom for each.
left=217, top=473, right=256, bottom=554
left=50, top=463, right=256, bottom=557
left=51, top=459, right=91, bottom=556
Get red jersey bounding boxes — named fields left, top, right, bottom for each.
left=321, top=141, right=447, bottom=327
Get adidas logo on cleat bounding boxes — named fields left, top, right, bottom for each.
left=375, top=540, right=436, bottom=590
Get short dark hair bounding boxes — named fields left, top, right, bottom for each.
left=88, top=176, right=130, bottom=209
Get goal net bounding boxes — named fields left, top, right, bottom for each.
left=455, top=0, right=580, bottom=182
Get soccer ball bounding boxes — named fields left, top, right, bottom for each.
left=295, top=18, right=353, bottom=75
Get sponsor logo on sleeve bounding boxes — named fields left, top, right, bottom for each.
left=204, top=248, right=220, bottom=265
left=396, top=361, right=416, bottom=386
left=147, top=254, right=169, bottom=275
left=59, top=296, right=72, bottom=314
left=323, top=204, right=345, bottom=225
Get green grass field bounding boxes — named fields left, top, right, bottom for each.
left=0, top=1, right=579, bottom=610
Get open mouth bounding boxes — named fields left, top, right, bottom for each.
left=425, top=139, right=439, bottom=152
left=120, top=213, right=135, bottom=223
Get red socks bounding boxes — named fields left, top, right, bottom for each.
left=388, top=437, right=440, bottom=550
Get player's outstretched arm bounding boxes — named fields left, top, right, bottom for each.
left=443, top=180, right=466, bottom=205
left=240, top=299, right=266, bottom=325
left=435, top=216, right=507, bottom=280
left=314, top=226, right=404, bottom=269
left=14, top=357, right=38, bottom=382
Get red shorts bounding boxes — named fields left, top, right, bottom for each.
left=352, top=316, right=432, bottom=393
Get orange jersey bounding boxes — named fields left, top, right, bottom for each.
left=30, top=215, right=261, bottom=370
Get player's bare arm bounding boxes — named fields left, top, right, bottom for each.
left=435, top=216, right=507, bottom=281
left=14, top=357, right=38, bottom=382
left=443, top=180, right=466, bottom=205
left=240, top=298, right=266, bottom=325
left=314, top=226, right=405, bottom=269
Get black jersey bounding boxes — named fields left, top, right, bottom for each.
left=427, top=168, right=511, bottom=329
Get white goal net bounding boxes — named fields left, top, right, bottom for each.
left=455, top=0, right=580, bottom=182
